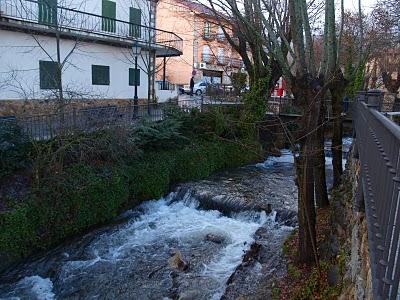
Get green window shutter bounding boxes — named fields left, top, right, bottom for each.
left=92, top=65, right=110, bottom=85
left=102, top=0, right=116, bottom=33
left=39, top=60, right=59, bottom=89
left=129, top=7, right=141, bottom=38
left=38, top=0, right=57, bottom=25
left=129, top=68, right=140, bottom=86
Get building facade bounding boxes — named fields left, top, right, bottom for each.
left=0, top=0, right=182, bottom=102
left=156, top=0, right=244, bottom=87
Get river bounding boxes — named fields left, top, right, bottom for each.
left=0, top=138, right=352, bottom=300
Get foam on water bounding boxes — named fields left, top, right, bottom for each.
left=1, top=276, right=55, bottom=300
left=257, top=137, right=353, bottom=171
left=256, top=149, right=294, bottom=168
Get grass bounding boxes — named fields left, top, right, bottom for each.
left=276, top=208, right=346, bottom=300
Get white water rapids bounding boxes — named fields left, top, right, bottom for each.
left=0, top=193, right=278, bottom=300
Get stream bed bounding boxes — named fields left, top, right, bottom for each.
left=0, top=138, right=352, bottom=300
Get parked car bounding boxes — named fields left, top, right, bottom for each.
left=182, top=81, right=208, bottom=95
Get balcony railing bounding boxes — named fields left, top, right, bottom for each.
left=201, top=53, right=215, bottom=64
left=201, top=54, right=242, bottom=67
left=230, top=58, right=243, bottom=68
left=216, top=55, right=226, bottom=65
left=0, top=0, right=183, bottom=55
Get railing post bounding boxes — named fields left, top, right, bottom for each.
left=356, top=91, right=368, bottom=103
left=366, top=90, right=384, bottom=111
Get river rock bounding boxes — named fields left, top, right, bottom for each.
left=168, top=250, right=189, bottom=271
left=205, top=233, right=225, bottom=244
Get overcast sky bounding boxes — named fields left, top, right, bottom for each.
left=343, top=0, right=376, bottom=12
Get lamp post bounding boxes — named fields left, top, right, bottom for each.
left=132, top=42, right=141, bottom=117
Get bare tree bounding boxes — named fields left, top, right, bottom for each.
left=204, top=0, right=356, bottom=263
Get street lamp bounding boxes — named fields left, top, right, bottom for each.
left=132, top=42, right=141, bottom=117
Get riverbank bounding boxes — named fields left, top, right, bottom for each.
left=0, top=106, right=265, bottom=271
left=0, top=136, right=263, bottom=271
left=272, top=138, right=373, bottom=300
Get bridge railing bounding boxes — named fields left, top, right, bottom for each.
left=267, top=96, right=354, bottom=119
left=354, top=91, right=400, bottom=300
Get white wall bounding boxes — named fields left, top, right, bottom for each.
left=0, top=30, right=150, bottom=100
left=156, top=88, right=178, bottom=102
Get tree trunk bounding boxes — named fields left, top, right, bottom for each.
left=329, top=70, right=347, bottom=188
left=314, top=99, right=329, bottom=207
left=331, top=89, right=344, bottom=188
left=296, top=141, right=317, bottom=264
left=294, top=87, right=320, bottom=264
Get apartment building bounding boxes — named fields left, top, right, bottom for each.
left=0, top=0, right=182, bottom=102
left=156, top=0, right=244, bottom=87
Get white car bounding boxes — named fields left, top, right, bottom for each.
left=182, top=81, right=208, bottom=95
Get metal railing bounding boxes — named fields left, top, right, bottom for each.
left=201, top=53, right=215, bottom=64
left=156, top=80, right=175, bottom=91
left=354, top=91, right=400, bottom=300
left=230, top=58, right=243, bottom=68
left=0, top=0, right=183, bottom=54
left=266, top=96, right=354, bottom=120
left=4, top=104, right=165, bottom=141
left=267, top=97, right=301, bottom=116
left=216, top=55, right=226, bottom=65
left=1, top=99, right=244, bottom=141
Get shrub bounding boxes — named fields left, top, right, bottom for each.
left=0, top=122, right=31, bottom=179
left=0, top=164, right=129, bottom=257
left=133, top=118, right=189, bottom=151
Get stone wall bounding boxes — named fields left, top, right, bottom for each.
left=0, top=98, right=149, bottom=117
left=337, top=145, right=374, bottom=300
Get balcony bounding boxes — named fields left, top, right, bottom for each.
left=216, top=33, right=225, bottom=42
left=0, top=0, right=183, bottom=57
left=230, top=58, right=243, bottom=68
left=201, top=53, right=215, bottom=64
left=216, top=56, right=226, bottom=65
left=201, top=54, right=230, bottom=66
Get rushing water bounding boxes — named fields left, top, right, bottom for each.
left=0, top=138, right=352, bottom=300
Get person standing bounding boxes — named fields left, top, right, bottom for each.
left=190, top=76, right=195, bottom=96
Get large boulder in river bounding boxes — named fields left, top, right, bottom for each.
left=168, top=250, right=189, bottom=271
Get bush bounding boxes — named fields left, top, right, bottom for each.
left=0, top=137, right=262, bottom=259
left=0, top=164, right=129, bottom=256
left=0, top=122, right=31, bottom=179
left=133, top=118, right=189, bottom=151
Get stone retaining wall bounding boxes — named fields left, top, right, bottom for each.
left=337, top=145, right=373, bottom=300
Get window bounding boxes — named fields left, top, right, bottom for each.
left=129, top=68, right=140, bottom=86
left=204, top=21, right=211, bottom=38
left=38, top=0, right=57, bottom=25
left=129, top=7, right=141, bottom=38
left=92, top=65, right=110, bottom=85
left=217, top=26, right=225, bottom=40
left=39, top=60, right=59, bottom=89
left=202, top=45, right=211, bottom=62
left=102, top=0, right=116, bottom=33
left=217, top=47, right=225, bottom=64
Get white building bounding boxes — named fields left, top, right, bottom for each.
left=0, top=0, right=182, bottom=103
